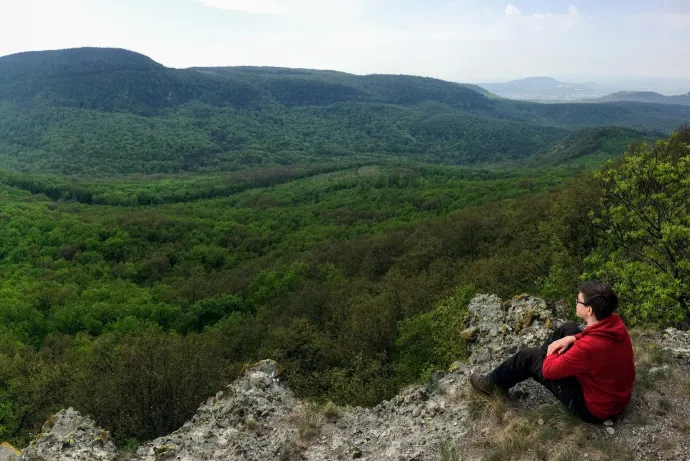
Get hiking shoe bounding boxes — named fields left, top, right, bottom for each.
left=470, top=373, right=505, bottom=396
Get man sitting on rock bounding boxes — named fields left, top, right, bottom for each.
left=470, top=281, right=635, bottom=423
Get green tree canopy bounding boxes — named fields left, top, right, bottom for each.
left=586, top=127, right=690, bottom=326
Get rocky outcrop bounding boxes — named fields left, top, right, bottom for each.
left=11, top=294, right=690, bottom=460
left=133, top=359, right=301, bottom=460
left=660, top=328, right=690, bottom=365
left=18, top=408, right=117, bottom=461
left=462, top=293, right=569, bottom=370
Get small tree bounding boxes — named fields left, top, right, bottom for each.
left=394, top=285, right=475, bottom=383
left=586, top=127, right=690, bottom=325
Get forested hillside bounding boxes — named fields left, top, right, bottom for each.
left=524, top=126, right=657, bottom=167
left=1, top=48, right=690, bottom=175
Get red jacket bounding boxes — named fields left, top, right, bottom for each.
left=542, top=314, right=635, bottom=420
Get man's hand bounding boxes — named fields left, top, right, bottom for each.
left=547, top=336, right=577, bottom=356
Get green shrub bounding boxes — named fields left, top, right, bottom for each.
left=394, top=285, right=475, bottom=383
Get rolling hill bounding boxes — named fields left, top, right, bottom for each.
left=1, top=48, right=689, bottom=175
left=0, top=48, right=266, bottom=113
left=523, top=126, right=658, bottom=167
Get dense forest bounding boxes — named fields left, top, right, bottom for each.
left=2, top=134, right=689, bottom=447
left=0, top=48, right=689, bottom=452
left=0, top=162, right=598, bottom=446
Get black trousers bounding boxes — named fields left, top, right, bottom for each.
left=489, top=322, right=601, bottom=423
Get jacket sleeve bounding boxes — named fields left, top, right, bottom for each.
left=542, top=341, right=592, bottom=380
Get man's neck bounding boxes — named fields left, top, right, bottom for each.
left=585, top=316, right=599, bottom=327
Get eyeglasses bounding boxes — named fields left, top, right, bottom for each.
left=575, top=299, right=587, bottom=306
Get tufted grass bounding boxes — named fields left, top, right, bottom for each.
left=321, top=401, right=341, bottom=420
left=466, top=398, right=633, bottom=461
left=438, top=440, right=461, bottom=461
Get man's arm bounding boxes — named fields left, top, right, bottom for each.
left=547, top=335, right=577, bottom=356
left=542, top=342, right=592, bottom=380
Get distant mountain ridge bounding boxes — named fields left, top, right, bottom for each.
left=479, top=77, right=690, bottom=103
left=0, top=47, right=164, bottom=80
left=593, top=91, right=690, bottom=106
left=0, top=47, right=266, bottom=113
left=1, top=48, right=689, bottom=175
left=478, top=77, right=604, bottom=101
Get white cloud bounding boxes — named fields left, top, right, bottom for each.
left=503, top=4, right=582, bottom=31
left=505, top=4, right=521, bottom=18
left=196, top=0, right=372, bottom=22
left=565, top=4, right=581, bottom=26
left=197, top=0, right=284, bottom=15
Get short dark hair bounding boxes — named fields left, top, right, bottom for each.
left=578, top=281, right=618, bottom=320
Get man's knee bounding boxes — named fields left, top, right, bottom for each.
left=556, top=322, right=581, bottom=337
left=514, top=347, right=546, bottom=377
left=515, top=347, right=544, bottom=365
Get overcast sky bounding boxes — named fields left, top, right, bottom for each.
left=1, top=0, right=689, bottom=82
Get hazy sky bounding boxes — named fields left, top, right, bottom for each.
left=1, top=0, right=689, bottom=82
